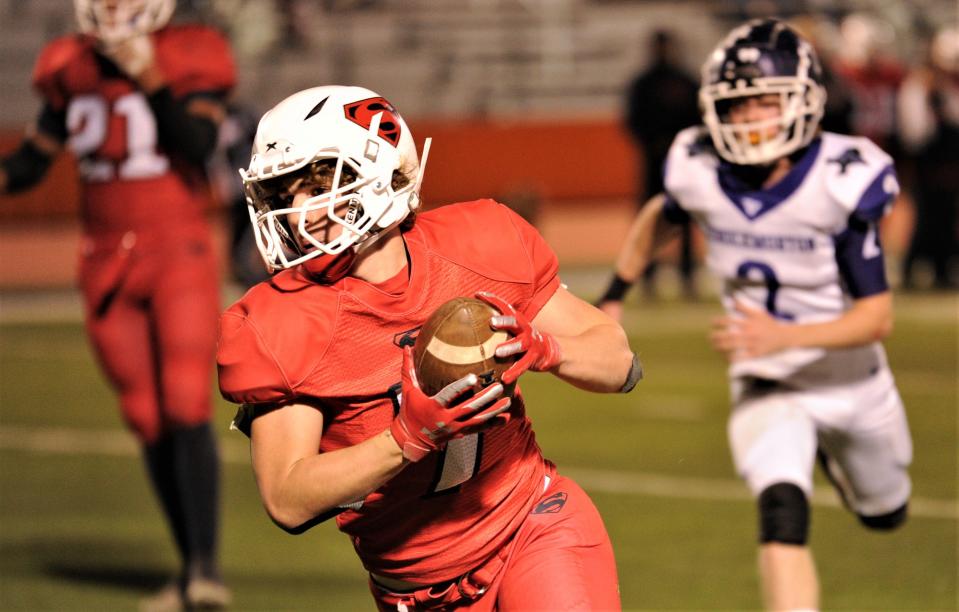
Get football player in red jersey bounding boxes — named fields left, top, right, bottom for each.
left=0, top=0, right=234, bottom=608
left=217, top=85, right=642, bottom=610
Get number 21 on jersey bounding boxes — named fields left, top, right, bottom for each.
left=67, top=92, right=169, bottom=182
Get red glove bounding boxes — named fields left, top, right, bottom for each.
left=390, top=347, right=512, bottom=462
left=475, top=292, right=563, bottom=385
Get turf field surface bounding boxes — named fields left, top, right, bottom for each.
left=1, top=286, right=955, bottom=610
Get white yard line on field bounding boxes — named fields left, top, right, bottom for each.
left=563, top=467, right=959, bottom=521
left=1, top=425, right=955, bottom=521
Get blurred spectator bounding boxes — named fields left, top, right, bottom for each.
left=897, top=26, right=959, bottom=290
left=277, top=0, right=309, bottom=50
left=833, top=13, right=906, bottom=153
left=497, top=184, right=542, bottom=228
left=793, top=15, right=855, bottom=134
left=818, top=48, right=856, bottom=134
left=208, top=101, right=269, bottom=287
left=624, top=29, right=700, bottom=299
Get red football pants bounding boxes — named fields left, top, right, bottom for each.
left=80, top=228, right=219, bottom=443
left=371, top=473, right=621, bottom=611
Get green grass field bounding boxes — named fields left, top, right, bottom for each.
left=0, top=286, right=955, bottom=610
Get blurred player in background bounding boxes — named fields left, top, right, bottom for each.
left=598, top=19, right=912, bottom=610
left=207, top=100, right=267, bottom=287
left=0, top=0, right=235, bottom=608
left=617, top=28, right=700, bottom=302
left=217, top=85, right=640, bottom=610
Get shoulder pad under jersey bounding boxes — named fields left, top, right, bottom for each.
left=217, top=276, right=338, bottom=405
left=820, top=132, right=899, bottom=222
left=416, top=199, right=558, bottom=286
left=31, top=35, right=97, bottom=109
left=663, top=126, right=717, bottom=202
left=153, top=24, right=236, bottom=97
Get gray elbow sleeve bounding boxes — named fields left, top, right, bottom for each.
left=619, top=353, right=644, bottom=393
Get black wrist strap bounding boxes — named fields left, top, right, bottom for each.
left=598, top=273, right=633, bottom=304
left=619, top=353, right=644, bottom=393
left=1, top=139, right=54, bottom=193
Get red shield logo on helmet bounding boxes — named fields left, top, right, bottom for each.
left=343, top=97, right=403, bottom=146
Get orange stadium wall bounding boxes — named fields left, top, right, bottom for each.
left=0, top=119, right=643, bottom=287
left=408, top=118, right=638, bottom=204
left=0, top=120, right=913, bottom=289
left=0, top=119, right=640, bottom=219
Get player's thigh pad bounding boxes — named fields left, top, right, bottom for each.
left=496, top=475, right=620, bottom=611
left=151, top=236, right=219, bottom=426
left=814, top=368, right=912, bottom=516
left=84, top=285, right=163, bottom=442
left=728, top=386, right=818, bottom=496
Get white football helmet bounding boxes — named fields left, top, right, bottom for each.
left=241, top=85, right=430, bottom=274
left=75, top=0, right=175, bottom=43
left=700, top=19, right=826, bottom=165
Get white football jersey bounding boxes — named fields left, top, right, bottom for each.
left=664, top=127, right=900, bottom=384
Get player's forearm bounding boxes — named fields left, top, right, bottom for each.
left=599, top=195, right=681, bottom=306
left=782, top=293, right=893, bottom=350
left=259, top=429, right=406, bottom=529
left=615, top=194, right=678, bottom=281
left=553, top=323, right=635, bottom=392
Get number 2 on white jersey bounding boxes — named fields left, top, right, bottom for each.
left=735, top=260, right=795, bottom=320
left=67, top=92, right=169, bottom=181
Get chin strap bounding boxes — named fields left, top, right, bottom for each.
left=301, top=249, right=357, bottom=283
left=412, top=138, right=431, bottom=198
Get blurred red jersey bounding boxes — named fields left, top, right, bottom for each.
left=32, top=25, right=236, bottom=234
left=218, top=200, right=561, bottom=583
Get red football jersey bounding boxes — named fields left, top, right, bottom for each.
left=218, top=200, right=561, bottom=583
left=31, top=25, right=236, bottom=234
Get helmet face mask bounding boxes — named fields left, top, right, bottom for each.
left=699, top=19, right=826, bottom=166
left=246, top=157, right=397, bottom=269
left=241, top=86, right=430, bottom=274
left=74, top=0, right=175, bottom=43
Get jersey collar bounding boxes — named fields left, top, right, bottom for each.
left=717, top=137, right=822, bottom=221
left=337, top=226, right=429, bottom=315
left=268, top=225, right=429, bottom=314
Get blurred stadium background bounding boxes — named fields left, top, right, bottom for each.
left=0, top=0, right=956, bottom=610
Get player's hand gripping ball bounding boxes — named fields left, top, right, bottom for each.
left=413, top=297, right=519, bottom=398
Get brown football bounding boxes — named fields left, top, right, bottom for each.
left=413, top=297, right=517, bottom=398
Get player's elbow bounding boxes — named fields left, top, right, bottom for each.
left=264, top=498, right=338, bottom=535
left=857, top=292, right=894, bottom=343
left=606, top=328, right=639, bottom=393
left=263, top=499, right=298, bottom=530
left=264, top=499, right=313, bottom=534
left=259, top=485, right=309, bottom=529
left=616, top=344, right=636, bottom=377
left=871, top=301, right=894, bottom=341
left=874, top=314, right=893, bottom=341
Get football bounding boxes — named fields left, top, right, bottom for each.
left=413, top=297, right=517, bottom=398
